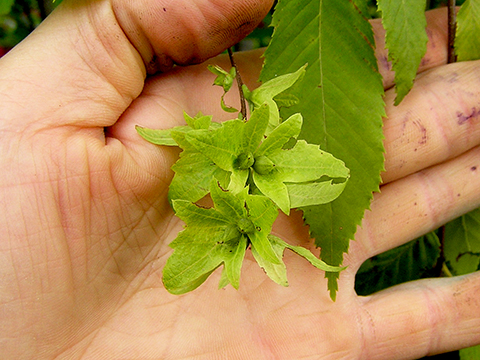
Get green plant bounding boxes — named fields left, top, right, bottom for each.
left=134, top=0, right=480, bottom=301
left=137, top=1, right=480, bottom=357
left=137, top=66, right=349, bottom=294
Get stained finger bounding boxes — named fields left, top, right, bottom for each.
left=358, top=271, right=480, bottom=359
left=373, top=7, right=449, bottom=90
left=382, top=60, right=480, bottom=184
left=355, top=145, right=480, bottom=262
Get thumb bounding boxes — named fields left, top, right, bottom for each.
left=0, top=0, right=273, bottom=132
left=114, top=0, right=273, bottom=74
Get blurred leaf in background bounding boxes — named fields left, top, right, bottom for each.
left=0, top=0, right=60, bottom=54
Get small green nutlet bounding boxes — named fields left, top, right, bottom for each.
left=235, top=152, right=255, bottom=170
left=237, top=217, right=255, bottom=235
left=253, top=155, right=275, bottom=175
left=223, top=224, right=242, bottom=243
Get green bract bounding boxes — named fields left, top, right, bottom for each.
left=163, top=180, right=344, bottom=294
left=137, top=103, right=349, bottom=213
left=244, top=65, right=306, bottom=133
left=136, top=66, right=349, bottom=294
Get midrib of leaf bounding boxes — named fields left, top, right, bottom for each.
left=261, top=0, right=385, bottom=299
left=318, top=3, right=328, bottom=149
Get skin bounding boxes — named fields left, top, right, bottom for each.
left=0, top=1, right=479, bottom=358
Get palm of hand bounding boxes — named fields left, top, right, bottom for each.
left=2, top=51, right=369, bottom=358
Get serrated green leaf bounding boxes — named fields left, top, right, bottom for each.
left=377, top=0, right=428, bottom=105
left=455, top=0, right=480, bottom=61
left=351, top=0, right=370, bottom=17
left=354, top=232, right=441, bottom=296
left=444, top=208, right=480, bottom=275
left=261, top=0, right=385, bottom=299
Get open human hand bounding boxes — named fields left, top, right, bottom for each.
left=0, top=1, right=479, bottom=359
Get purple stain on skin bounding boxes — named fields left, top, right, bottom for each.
left=380, top=55, right=392, bottom=71
left=420, top=57, right=430, bottom=67
left=413, top=120, right=427, bottom=145
left=457, top=107, right=479, bottom=125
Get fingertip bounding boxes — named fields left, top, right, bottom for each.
left=360, top=272, right=480, bottom=359
left=114, top=0, right=274, bottom=74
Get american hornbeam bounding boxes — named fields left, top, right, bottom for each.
left=137, top=0, right=480, bottom=304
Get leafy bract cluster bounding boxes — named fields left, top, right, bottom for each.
left=137, top=66, right=349, bottom=294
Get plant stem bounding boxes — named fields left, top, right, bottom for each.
left=227, top=48, right=248, bottom=120
left=433, top=225, right=447, bottom=277
left=447, top=0, right=457, bottom=64
left=442, top=263, right=453, bottom=277
left=435, top=0, right=458, bottom=278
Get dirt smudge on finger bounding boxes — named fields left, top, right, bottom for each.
left=456, top=107, right=480, bottom=125
left=413, top=120, right=427, bottom=145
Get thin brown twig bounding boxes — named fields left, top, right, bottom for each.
left=227, top=48, right=248, bottom=120
left=447, top=0, right=457, bottom=64
left=434, top=0, right=458, bottom=278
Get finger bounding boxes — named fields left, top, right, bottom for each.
left=382, top=60, right=480, bottom=184
left=373, top=7, right=449, bottom=89
left=355, top=145, right=480, bottom=261
left=359, top=271, right=480, bottom=359
left=0, top=0, right=273, bottom=132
